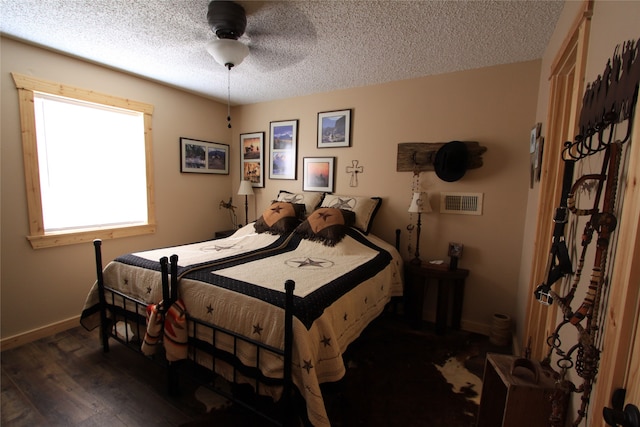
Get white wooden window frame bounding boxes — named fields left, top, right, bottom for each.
left=12, top=73, right=156, bottom=249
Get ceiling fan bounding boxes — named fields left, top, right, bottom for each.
left=204, top=1, right=317, bottom=127
left=206, top=0, right=249, bottom=69
left=205, top=0, right=317, bottom=71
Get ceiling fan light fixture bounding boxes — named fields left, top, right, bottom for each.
left=206, top=38, right=249, bottom=68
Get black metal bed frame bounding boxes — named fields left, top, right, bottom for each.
left=92, top=230, right=402, bottom=426
left=92, top=239, right=297, bottom=426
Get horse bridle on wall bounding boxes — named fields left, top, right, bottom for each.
left=534, top=38, right=639, bottom=427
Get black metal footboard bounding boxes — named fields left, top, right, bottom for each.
left=92, top=239, right=297, bottom=426
left=93, top=239, right=149, bottom=353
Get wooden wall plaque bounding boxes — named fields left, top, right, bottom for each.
left=396, top=141, right=487, bottom=172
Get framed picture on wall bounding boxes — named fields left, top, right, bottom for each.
left=180, top=137, right=229, bottom=174
left=317, top=109, right=352, bottom=148
left=269, top=119, right=298, bottom=180
left=303, top=157, right=335, bottom=192
left=529, top=122, right=542, bottom=188
left=240, top=132, right=264, bottom=188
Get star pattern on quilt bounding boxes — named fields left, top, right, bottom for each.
left=291, top=258, right=329, bottom=268
left=200, top=243, right=239, bottom=252
left=146, top=286, right=152, bottom=294
left=206, top=304, right=214, bottom=314
left=270, top=205, right=284, bottom=214
left=213, top=244, right=236, bottom=251
left=320, top=335, right=332, bottom=347
left=302, top=359, right=314, bottom=373
left=253, top=323, right=263, bottom=335
left=123, top=279, right=129, bottom=286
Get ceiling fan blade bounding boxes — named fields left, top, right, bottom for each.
left=247, top=44, right=309, bottom=72
left=242, top=2, right=317, bottom=71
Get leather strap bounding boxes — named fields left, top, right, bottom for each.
left=570, top=142, right=621, bottom=325
left=553, top=158, right=576, bottom=236
left=534, top=158, right=575, bottom=305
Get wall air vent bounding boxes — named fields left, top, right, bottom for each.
left=440, top=192, right=483, bottom=215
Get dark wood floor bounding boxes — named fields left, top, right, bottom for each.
left=2, top=315, right=506, bottom=427
left=1, top=326, right=211, bottom=427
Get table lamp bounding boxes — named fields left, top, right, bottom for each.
left=408, top=192, right=432, bottom=265
left=237, top=180, right=254, bottom=225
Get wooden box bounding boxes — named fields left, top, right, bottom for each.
left=476, top=353, right=560, bottom=427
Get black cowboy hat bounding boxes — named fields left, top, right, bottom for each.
left=434, top=141, right=469, bottom=182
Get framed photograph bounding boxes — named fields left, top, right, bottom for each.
left=447, top=241, right=464, bottom=270
left=269, top=120, right=298, bottom=180
left=180, top=137, right=229, bottom=174
left=529, top=124, right=538, bottom=153
left=447, top=242, right=464, bottom=258
left=317, top=109, right=352, bottom=148
left=529, top=123, right=542, bottom=188
left=535, top=137, right=544, bottom=182
left=240, top=132, right=264, bottom=188
left=303, top=157, right=335, bottom=192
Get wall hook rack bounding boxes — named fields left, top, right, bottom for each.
left=396, top=141, right=487, bottom=172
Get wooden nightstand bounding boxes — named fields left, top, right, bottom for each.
left=404, top=262, right=470, bottom=334
left=214, top=229, right=236, bottom=239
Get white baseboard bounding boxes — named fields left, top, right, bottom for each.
left=0, top=316, right=81, bottom=352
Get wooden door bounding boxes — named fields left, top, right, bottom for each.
left=524, top=0, right=592, bottom=360
left=625, top=313, right=640, bottom=414
left=590, top=103, right=640, bottom=422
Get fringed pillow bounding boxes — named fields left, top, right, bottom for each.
left=294, top=207, right=355, bottom=246
left=254, top=202, right=305, bottom=235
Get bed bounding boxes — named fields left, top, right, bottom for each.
left=80, top=193, right=404, bottom=427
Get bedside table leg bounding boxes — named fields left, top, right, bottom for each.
left=451, top=279, right=465, bottom=330
left=406, top=275, right=425, bottom=329
left=436, top=279, right=448, bottom=335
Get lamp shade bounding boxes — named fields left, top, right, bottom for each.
left=237, top=180, right=254, bottom=196
left=206, top=39, right=249, bottom=68
left=408, top=192, right=432, bottom=213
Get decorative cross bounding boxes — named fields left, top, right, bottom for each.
left=346, top=160, right=364, bottom=187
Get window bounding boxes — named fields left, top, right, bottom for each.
left=12, top=73, right=156, bottom=249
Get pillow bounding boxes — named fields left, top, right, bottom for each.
left=294, top=207, right=356, bottom=246
left=276, top=190, right=325, bottom=218
left=254, top=201, right=305, bottom=235
left=320, top=194, right=382, bottom=234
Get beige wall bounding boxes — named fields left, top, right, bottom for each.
left=233, top=61, right=541, bottom=334
left=1, top=38, right=233, bottom=339
left=1, top=37, right=542, bottom=341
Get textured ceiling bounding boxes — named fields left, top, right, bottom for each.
left=0, top=0, right=564, bottom=105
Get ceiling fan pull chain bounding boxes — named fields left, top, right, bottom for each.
left=226, top=65, right=232, bottom=128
